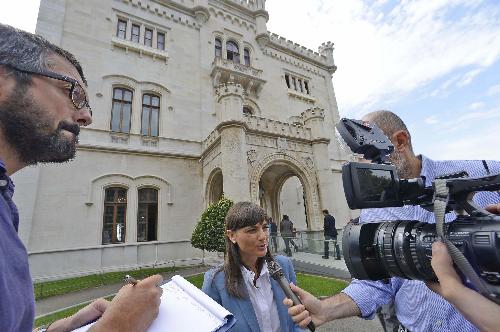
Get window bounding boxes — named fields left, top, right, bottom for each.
left=285, top=74, right=291, bottom=88
left=137, top=188, right=158, bottom=242
left=145, top=28, right=153, bottom=47
left=141, top=94, right=160, bottom=137
left=117, top=20, right=127, bottom=39
left=111, top=87, right=132, bottom=133
left=244, top=48, right=250, bottom=66
left=292, top=77, right=297, bottom=90
left=243, top=106, right=253, bottom=115
left=157, top=32, right=165, bottom=50
left=215, top=38, right=222, bottom=57
left=298, top=79, right=304, bottom=93
left=102, top=187, right=127, bottom=244
left=226, top=41, right=240, bottom=63
left=131, top=24, right=140, bottom=43
left=304, top=81, right=310, bottom=94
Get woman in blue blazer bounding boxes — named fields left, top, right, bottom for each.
left=202, top=202, right=305, bottom=332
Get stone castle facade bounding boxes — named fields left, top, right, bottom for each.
left=14, top=0, right=355, bottom=280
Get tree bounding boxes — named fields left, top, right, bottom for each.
left=191, top=196, right=233, bottom=253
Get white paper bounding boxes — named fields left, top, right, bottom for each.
left=73, top=275, right=233, bottom=332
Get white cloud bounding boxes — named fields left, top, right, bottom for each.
left=425, top=115, right=439, bottom=124
left=456, top=68, right=482, bottom=87
left=267, top=0, right=500, bottom=115
left=487, top=84, right=500, bottom=96
left=468, top=102, right=485, bottom=110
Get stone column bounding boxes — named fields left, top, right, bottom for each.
left=302, top=107, right=337, bottom=215
left=216, top=83, right=250, bottom=202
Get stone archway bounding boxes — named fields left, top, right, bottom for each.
left=250, top=153, right=321, bottom=231
left=205, top=168, right=223, bottom=205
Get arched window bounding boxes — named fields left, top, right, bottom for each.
left=243, top=106, right=253, bottom=115
left=244, top=48, right=250, bottom=66
left=137, top=188, right=158, bottom=242
left=102, top=187, right=127, bottom=244
left=226, top=41, right=240, bottom=63
left=215, top=38, right=222, bottom=57
left=141, top=94, right=160, bottom=137
left=110, top=87, right=132, bottom=133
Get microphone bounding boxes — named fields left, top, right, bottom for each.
left=265, top=253, right=315, bottom=332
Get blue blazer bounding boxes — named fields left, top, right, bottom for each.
left=202, top=255, right=305, bottom=332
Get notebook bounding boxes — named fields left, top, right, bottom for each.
left=73, top=275, right=236, bottom=332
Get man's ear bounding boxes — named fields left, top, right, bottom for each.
left=391, top=130, right=410, bottom=152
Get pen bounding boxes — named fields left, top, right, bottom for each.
left=124, top=274, right=138, bottom=285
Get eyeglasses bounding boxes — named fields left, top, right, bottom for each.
left=3, top=64, right=92, bottom=116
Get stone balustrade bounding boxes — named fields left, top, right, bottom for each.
left=244, top=114, right=311, bottom=140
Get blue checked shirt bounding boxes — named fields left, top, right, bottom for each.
left=342, top=156, right=500, bottom=332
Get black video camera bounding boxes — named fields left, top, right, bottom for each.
left=336, top=118, right=500, bottom=302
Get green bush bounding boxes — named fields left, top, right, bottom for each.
left=191, top=196, right=233, bottom=252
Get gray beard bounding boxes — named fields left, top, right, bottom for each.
left=390, top=150, right=413, bottom=179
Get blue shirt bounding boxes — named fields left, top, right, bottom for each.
left=342, top=156, right=500, bottom=332
left=0, top=160, right=35, bottom=332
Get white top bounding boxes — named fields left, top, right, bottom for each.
left=240, top=263, right=281, bottom=332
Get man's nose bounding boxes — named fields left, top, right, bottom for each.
left=74, top=107, right=92, bottom=126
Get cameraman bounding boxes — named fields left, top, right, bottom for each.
left=284, top=111, right=500, bottom=332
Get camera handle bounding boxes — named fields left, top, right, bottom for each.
left=433, top=179, right=499, bottom=304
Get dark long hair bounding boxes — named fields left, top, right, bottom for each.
left=222, top=201, right=270, bottom=298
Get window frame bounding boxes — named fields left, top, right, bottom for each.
left=110, top=87, right=133, bottom=133
left=137, top=187, right=159, bottom=242
left=140, top=93, right=160, bottom=137
left=102, top=187, right=128, bottom=245
left=144, top=28, right=153, bottom=47
left=117, top=19, right=127, bottom=39
left=226, top=40, right=240, bottom=64
left=243, top=48, right=250, bottom=66
left=157, top=32, right=165, bottom=50
left=131, top=23, right=140, bottom=43
left=215, top=38, right=222, bottom=57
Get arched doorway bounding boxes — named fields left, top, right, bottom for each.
left=250, top=154, right=321, bottom=231
left=206, top=168, right=223, bottom=205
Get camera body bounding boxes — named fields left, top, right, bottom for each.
left=336, top=118, right=500, bottom=300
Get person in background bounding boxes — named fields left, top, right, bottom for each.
left=322, top=209, right=340, bottom=260
left=280, top=215, right=298, bottom=256
left=202, top=202, right=304, bottom=332
left=269, top=217, right=278, bottom=253
left=0, top=23, right=162, bottom=332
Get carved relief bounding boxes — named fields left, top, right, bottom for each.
left=247, top=149, right=257, bottom=164
left=277, top=137, right=288, bottom=153
left=303, top=156, right=314, bottom=169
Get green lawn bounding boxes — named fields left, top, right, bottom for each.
left=33, top=266, right=187, bottom=300
left=34, top=272, right=347, bottom=327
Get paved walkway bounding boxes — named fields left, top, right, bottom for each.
left=36, top=255, right=383, bottom=331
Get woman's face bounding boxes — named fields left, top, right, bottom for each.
left=227, top=220, right=269, bottom=262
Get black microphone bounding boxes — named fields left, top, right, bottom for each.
left=265, top=253, right=315, bottom=332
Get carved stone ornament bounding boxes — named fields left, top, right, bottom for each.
left=303, top=156, right=314, bottom=169
left=247, top=149, right=257, bottom=164
left=277, top=137, right=288, bottom=153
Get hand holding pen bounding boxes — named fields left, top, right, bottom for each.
left=88, top=274, right=163, bottom=332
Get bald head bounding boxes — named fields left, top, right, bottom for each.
left=362, top=110, right=413, bottom=153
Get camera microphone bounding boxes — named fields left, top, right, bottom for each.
left=265, top=253, right=315, bottom=332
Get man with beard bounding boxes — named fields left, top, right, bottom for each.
left=0, top=24, right=162, bottom=332
left=284, top=110, right=500, bottom=332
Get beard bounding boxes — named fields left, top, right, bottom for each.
left=390, top=149, right=413, bottom=179
left=0, top=84, right=80, bottom=165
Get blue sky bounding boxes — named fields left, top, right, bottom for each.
left=1, top=0, right=499, bottom=160
left=266, top=0, right=500, bottom=161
